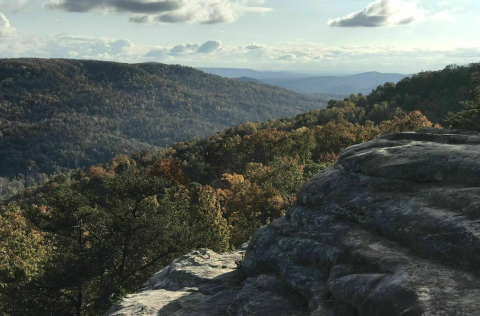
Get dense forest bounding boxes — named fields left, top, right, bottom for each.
left=1, top=61, right=478, bottom=200
left=1, top=101, right=439, bottom=315
left=446, top=72, right=480, bottom=131
left=0, top=61, right=479, bottom=315
left=0, top=58, right=325, bottom=197
left=357, top=63, right=479, bottom=124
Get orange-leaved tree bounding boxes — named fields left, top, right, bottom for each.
left=148, top=158, right=190, bottom=186
left=379, top=110, right=440, bottom=134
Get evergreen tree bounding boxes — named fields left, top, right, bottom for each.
left=446, top=73, right=480, bottom=131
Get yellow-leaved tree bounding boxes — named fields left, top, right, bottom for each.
left=0, top=204, right=49, bottom=315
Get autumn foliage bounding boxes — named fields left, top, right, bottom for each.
left=0, top=98, right=438, bottom=315
left=379, top=110, right=441, bottom=134
left=0, top=205, right=48, bottom=314
left=148, top=159, right=190, bottom=186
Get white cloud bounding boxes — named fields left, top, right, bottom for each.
left=0, top=13, right=43, bottom=54
left=0, top=15, right=479, bottom=73
left=143, top=40, right=221, bottom=57
left=431, top=10, right=454, bottom=22
left=43, top=36, right=135, bottom=58
left=144, top=48, right=168, bottom=57
left=245, top=43, right=266, bottom=50
left=157, top=0, right=271, bottom=24
left=278, top=53, right=296, bottom=61
left=169, top=43, right=200, bottom=54
left=0, top=0, right=27, bottom=11
left=0, top=12, right=9, bottom=27
left=47, top=0, right=272, bottom=24
left=328, top=0, right=426, bottom=27
left=0, top=12, right=16, bottom=36
left=429, top=2, right=468, bottom=23
left=196, top=40, right=222, bottom=53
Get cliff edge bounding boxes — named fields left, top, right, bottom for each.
left=107, top=128, right=480, bottom=316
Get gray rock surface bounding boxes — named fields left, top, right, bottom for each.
left=105, top=246, right=247, bottom=316
left=107, top=129, right=480, bottom=316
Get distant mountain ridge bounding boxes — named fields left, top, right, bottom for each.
left=233, top=76, right=264, bottom=83
left=258, top=71, right=409, bottom=95
left=198, top=67, right=408, bottom=95
left=198, top=67, right=303, bottom=79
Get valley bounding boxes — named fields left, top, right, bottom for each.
left=0, top=59, right=479, bottom=316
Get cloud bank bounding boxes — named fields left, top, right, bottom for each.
left=246, top=43, right=266, bottom=50
left=0, top=12, right=16, bottom=36
left=46, top=0, right=180, bottom=13
left=47, top=0, right=272, bottom=24
left=144, top=40, right=222, bottom=56
left=0, top=13, right=478, bottom=73
left=0, top=0, right=27, bottom=11
left=197, top=40, right=222, bottom=53
left=328, top=0, right=425, bottom=27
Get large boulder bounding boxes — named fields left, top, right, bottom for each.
left=107, top=129, right=480, bottom=316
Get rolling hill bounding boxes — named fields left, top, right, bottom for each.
left=0, top=58, right=326, bottom=182
left=356, top=63, right=480, bottom=123
left=233, top=76, right=264, bottom=83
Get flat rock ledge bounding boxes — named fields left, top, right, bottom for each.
left=105, top=245, right=247, bottom=316
left=107, top=129, right=480, bottom=316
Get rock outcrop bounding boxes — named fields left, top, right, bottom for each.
left=107, top=129, right=480, bottom=316
left=106, top=246, right=247, bottom=316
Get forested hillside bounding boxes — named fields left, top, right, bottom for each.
left=356, top=63, right=480, bottom=123
left=1, top=60, right=476, bottom=201
left=1, top=62, right=479, bottom=316
left=0, top=58, right=325, bottom=190
left=1, top=93, right=439, bottom=315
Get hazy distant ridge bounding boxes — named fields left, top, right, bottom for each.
left=198, top=67, right=305, bottom=79
left=262, top=71, right=408, bottom=95
left=199, top=67, right=408, bottom=95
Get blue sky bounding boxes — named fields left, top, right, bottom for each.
left=0, top=0, right=479, bottom=73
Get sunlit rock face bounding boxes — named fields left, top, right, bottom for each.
left=108, top=128, right=480, bottom=316
left=105, top=247, right=247, bottom=316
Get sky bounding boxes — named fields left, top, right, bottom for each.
left=0, top=0, right=479, bottom=73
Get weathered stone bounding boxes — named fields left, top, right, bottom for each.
left=227, top=274, right=309, bottom=316
left=107, top=129, right=480, bottom=316
left=105, top=247, right=246, bottom=316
